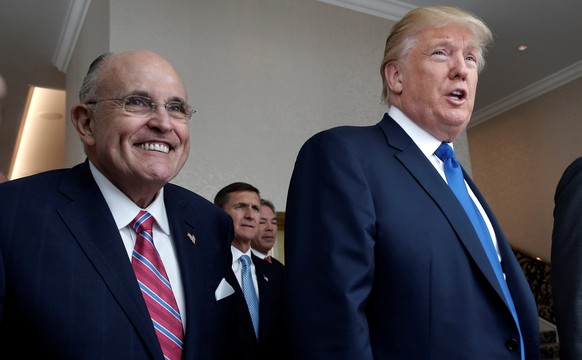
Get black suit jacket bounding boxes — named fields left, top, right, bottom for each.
left=232, top=252, right=285, bottom=359
left=0, top=161, right=238, bottom=359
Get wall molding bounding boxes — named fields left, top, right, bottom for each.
left=52, top=0, right=91, bottom=73
left=321, top=0, right=582, bottom=127
left=318, top=0, right=414, bottom=21
left=470, top=59, right=582, bottom=127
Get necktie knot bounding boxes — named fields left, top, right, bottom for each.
left=240, top=254, right=251, bottom=267
left=131, top=210, right=154, bottom=234
left=435, top=143, right=460, bottom=169
left=264, top=255, right=272, bottom=264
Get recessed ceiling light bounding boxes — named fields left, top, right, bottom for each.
left=517, top=44, right=528, bottom=51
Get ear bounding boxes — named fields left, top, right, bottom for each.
left=71, top=104, right=96, bottom=146
left=385, top=62, right=403, bottom=95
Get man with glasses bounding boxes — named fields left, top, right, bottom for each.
left=0, top=50, right=239, bottom=359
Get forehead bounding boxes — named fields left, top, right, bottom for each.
left=227, top=191, right=260, bottom=205
left=99, top=52, right=187, bottom=99
left=260, top=205, right=276, bottom=217
left=416, top=24, right=477, bottom=49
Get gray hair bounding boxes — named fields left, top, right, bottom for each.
left=78, top=52, right=113, bottom=102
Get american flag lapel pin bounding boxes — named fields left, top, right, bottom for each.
left=187, top=232, right=196, bottom=244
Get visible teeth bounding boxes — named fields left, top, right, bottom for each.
left=137, top=143, right=169, bottom=153
left=451, top=90, right=463, bottom=98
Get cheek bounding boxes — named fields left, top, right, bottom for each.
left=176, top=124, right=190, bottom=142
left=469, top=79, right=479, bottom=93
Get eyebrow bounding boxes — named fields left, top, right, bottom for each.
left=432, top=39, right=478, bottom=53
left=235, top=202, right=260, bottom=209
left=125, top=90, right=187, bottom=103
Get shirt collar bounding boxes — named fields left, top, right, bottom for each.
left=388, top=106, right=447, bottom=157
left=88, top=161, right=170, bottom=235
left=231, top=245, right=253, bottom=264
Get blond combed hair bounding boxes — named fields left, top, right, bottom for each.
left=380, top=6, right=493, bottom=105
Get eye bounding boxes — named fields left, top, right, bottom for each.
left=124, top=95, right=151, bottom=110
left=466, top=55, right=477, bottom=63
left=165, top=101, right=186, bottom=113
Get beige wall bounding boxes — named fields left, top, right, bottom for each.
left=468, top=77, right=582, bottom=262
left=65, top=0, right=480, bottom=262
left=66, top=0, right=110, bottom=165
left=66, top=0, right=392, bottom=210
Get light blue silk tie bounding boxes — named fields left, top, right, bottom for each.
left=240, top=254, right=259, bottom=339
left=435, top=143, right=524, bottom=359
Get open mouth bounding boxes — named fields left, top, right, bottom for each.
left=449, top=90, right=466, bottom=101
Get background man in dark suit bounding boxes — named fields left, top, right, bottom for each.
left=552, top=156, right=582, bottom=360
left=0, top=50, right=238, bottom=359
left=215, top=183, right=285, bottom=360
left=284, top=6, right=539, bottom=359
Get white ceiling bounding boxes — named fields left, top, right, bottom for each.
left=1, top=0, right=582, bottom=175
left=325, top=0, right=582, bottom=124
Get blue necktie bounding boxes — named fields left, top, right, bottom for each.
left=435, top=143, right=524, bottom=359
left=240, top=254, right=259, bottom=338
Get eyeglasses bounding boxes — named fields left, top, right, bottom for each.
left=86, top=94, right=195, bottom=120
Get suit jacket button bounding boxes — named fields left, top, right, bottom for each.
left=505, top=338, right=519, bottom=351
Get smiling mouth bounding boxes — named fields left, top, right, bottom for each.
left=136, top=142, right=170, bottom=154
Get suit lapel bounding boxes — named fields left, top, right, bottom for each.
left=164, top=186, right=239, bottom=354
left=253, top=254, right=272, bottom=333
left=164, top=189, right=203, bottom=350
left=57, top=162, right=162, bottom=359
left=378, top=116, right=506, bottom=301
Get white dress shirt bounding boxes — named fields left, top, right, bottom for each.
left=388, top=106, right=502, bottom=261
left=231, top=246, right=260, bottom=300
left=89, top=161, right=186, bottom=327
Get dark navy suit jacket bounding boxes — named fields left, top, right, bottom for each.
left=0, top=161, right=238, bottom=359
left=552, top=156, right=582, bottom=359
left=284, top=114, right=540, bottom=359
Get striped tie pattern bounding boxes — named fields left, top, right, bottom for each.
left=240, top=254, right=259, bottom=338
left=131, top=211, right=184, bottom=360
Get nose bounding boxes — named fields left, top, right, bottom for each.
left=264, top=223, right=275, bottom=232
left=449, top=54, right=469, bottom=80
left=244, top=207, right=257, bottom=220
left=147, top=107, right=174, bottom=133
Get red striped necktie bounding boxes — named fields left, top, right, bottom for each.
left=131, top=210, right=184, bottom=360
